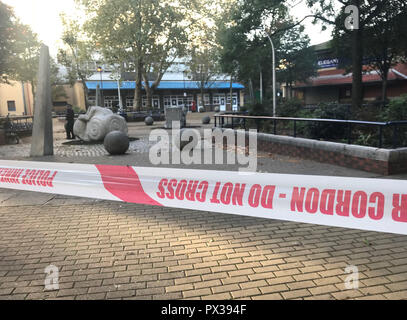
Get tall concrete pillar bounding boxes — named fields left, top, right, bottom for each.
left=30, top=44, right=54, bottom=157
left=95, top=84, right=101, bottom=106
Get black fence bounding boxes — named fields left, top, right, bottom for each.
left=2, top=116, right=33, bottom=135
left=214, top=114, right=407, bottom=149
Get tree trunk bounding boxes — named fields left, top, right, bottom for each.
left=134, top=61, right=142, bottom=111
left=142, top=72, right=153, bottom=111
left=381, top=70, right=389, bottom=104
left=200, top=86, right=205, bottom=109
left=249, top=78, right=254, bottom=104
left=145, top=85, right=152, bottom=110
left=351, top=25, right=363, bottom=113
left=30, top=81, right=36, bottom=104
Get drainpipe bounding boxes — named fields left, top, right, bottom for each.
left=21, top=81, right=28, bottom=115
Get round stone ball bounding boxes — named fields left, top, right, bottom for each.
left=104, top=131, right=129, bottom=155
left=202, top=116, right=211, bottom=125
left=145, top=116, right=154, bottom=126
left=199, top=107, right=205, bottom=113
left=214, top=107, right=220, bottom=113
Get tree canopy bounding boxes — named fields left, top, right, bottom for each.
left=0, top=1, right=41, bottom=90
left=57, top=14, right=95, bottom=109
left=217, top=0, right=317, bottom=108
left=77, top=0, right=195, bottom=109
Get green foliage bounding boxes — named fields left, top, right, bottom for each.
left=57, top=15, right=95, bottom=109
left=311, top=0, right=407, bottom=106
left=354, top=132, right=374, bottom=147
left=312, top=103, right=350, bottom=120
left=0, top=1, right=17, bottom=81
left=78, top=0, right=192, bottom=109
left=276, top=98, right=304, bottom=117
left=186, top=48, right=221, bottom=105
left=276, top=26, right=317, bottom=92
left=379, top=94, right=407, bottom=121
left=246, top=102, right=270, bottom=116
left=217, top=0, right=317, bottom=99
left=0, top=2, right=41, bottom=91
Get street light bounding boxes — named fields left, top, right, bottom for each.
left=97, top=66, right=104, bottom=107
left=183, top=71, right=187, bottom=112
left=113, top=67, right=123, bottom=113
left=264, top=31, right=277, bottom=117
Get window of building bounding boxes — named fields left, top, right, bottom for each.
left=103, top=96, right=119, bottom=108
left=165, top=95, right=193, bottom=108
left=126, top=97, right=134, bottom=108
left=7, top=101, right=16, bottom=112
left=142, top=95, right=160, bottom=108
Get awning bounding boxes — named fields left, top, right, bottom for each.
left=86, top=80, right=245, bottom=90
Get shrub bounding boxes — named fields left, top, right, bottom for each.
left=276, top=98, right=304, bottom=117
left=379, top=94, right=407, bottom=121
left=305, top=102, right=350, bottom=140
left=246, top=102, right=270, bottom=116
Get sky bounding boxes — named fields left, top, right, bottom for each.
left=3, top=0, right=80, bottom=56
left=3, top=0, right=333, bottom=57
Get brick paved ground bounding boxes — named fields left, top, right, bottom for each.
left=0, top=113, right=407, bottom=300
left=0, top=189, right=406, bottom=300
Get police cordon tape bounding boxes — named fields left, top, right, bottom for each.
left=0, top=159, right=406, bottom=235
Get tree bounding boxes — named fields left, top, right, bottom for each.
left=57, top=15, right=94, bottom=110
left=217, top=0, right=316, bottom=109
left=360, top=2, right=407, bottom=102
left=0, top=1, right=40, bottom=95
left=12, top=23, right=41, bottom=98
left=276, top=25, right=317, bottom=99
left=306, top=0, right=404, bottom=110
left=185, top=48, right=222, bottom=109
left=50, top=58, right=68, bottom=103
left=218, top=0, right=285, bottom=103
left=0, top=1, right=17, bottom=82
left=78, top=0, right=193, bottom=110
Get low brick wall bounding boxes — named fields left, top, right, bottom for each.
left=215, top=129, right=407, bottom=175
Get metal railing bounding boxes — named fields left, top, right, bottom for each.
left=1, top=116, right=33, bottom=134
left=214, top=114, right=407, bottom=149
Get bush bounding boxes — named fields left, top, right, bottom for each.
left=246, top=102, right=270, bottom=116
left=276, top=98, right=304, bottom=117
left=305, top=102, right=350, bottom=140
left=379, top=94, right=407, bottom=121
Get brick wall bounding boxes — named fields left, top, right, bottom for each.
left=215, top=129, right=407, bottom=175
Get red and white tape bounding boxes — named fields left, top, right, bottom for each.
left=0, top=160, right=406, bottom=235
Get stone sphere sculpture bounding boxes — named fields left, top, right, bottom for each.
left=199, top=107, right=205, bottom=113
left=202, top=116, right=211, bottom=124
left=174, top=128, right=200, bottom=150
left=73, top=106, right=128, bottom=142
left=145, top=116, right=154, bottom=126
left=214, top=107, right=220, bottom=113
left=103, top=131, right=130, bottom=155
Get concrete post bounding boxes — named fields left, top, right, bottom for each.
left=96, top=84, right=101, bottom=106
left=30, top=44, right=54, bottom=157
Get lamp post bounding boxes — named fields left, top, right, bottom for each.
left=97, top=66, right=104, bottom=107
left=183, top=71, right=187, bottom=112
left=114, top=68, right=123, bottom=113
left=264, top=31, right=277, bottom=117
